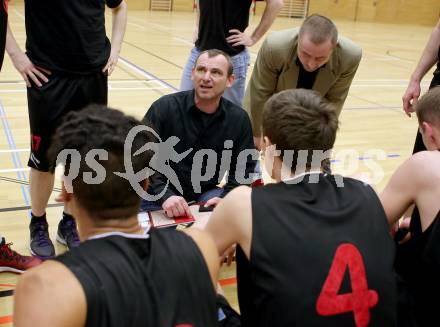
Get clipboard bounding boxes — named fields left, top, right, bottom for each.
left=146, top=204, right=212, bottom=228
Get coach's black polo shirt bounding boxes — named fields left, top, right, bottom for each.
left=143, top=90, right=256, bottom=204
left=24, top=0, right=122, bottom=74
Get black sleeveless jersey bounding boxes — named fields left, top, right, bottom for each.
left=430, top=47, right=440, bottom=88
left=237, top=173, right=397, bottom=327
left=54, top=228, right=217, bottom=327
left=196, top=0, right=252, bottom=56
left=0, top=0, right=7, bottom=71
left=395, top=208, right=440, bottom=327
left=24, top=0, right=119, bottom=74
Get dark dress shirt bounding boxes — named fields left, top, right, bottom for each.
left=143, top=90, right=256, bottom=204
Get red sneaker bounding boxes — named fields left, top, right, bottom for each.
left=0, top=238, right=42, bottom=273
left=251, top=178, right=265, bottom=188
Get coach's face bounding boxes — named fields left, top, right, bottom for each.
left=297, top=33, right=334, bottom=72
left=192, top=53, right=234, bottom=101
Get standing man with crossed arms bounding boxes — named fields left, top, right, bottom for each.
left=180, top=0, right=284, bottom=106
left=6, top=0, right=127, bottom=259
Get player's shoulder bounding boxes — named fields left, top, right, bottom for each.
left=335, top=36, right=362, bottom=64
left=407, top=150, right=440, bottom=179
left=263, top=28, right=300, bottom=56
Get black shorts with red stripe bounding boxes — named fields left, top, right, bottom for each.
left=27, top=71, right=107, bottom=171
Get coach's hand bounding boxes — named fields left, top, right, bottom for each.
left=103, top=50, right=119, bottom=76
left=9, top=51, right=50, bottom=87
left=221, top=244, right=236, bottom=267
left=227, top=29, right=256, bottom=47
left=162, top=195, right=192, bottom=218
left=402, top=79, right=421, bottom=117
left=204, top=197, right=221, bottom=207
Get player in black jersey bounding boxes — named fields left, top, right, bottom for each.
left=13, top=106, right=219, bottom=327
left=206, top=89, right=397, bottom=326
left=6, top=0, right=127, bottom=259
left=380, top=86, right=440, bottom=327
left=0, top=0, right=42, bottom=273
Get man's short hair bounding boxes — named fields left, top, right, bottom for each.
left=262, top=89, right=338, bottom=169
left=299, top=14, right=338, bottom=46
left=193, top=49, right=234, bottom=76
left=48, top=105, right=154, bottom=221
left=416, top=86, right=440, bottom=128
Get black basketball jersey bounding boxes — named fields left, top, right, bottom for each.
left=430, top=47, right=440, bottom=88
left=0, top=0, right=7, bottom=71
left=196, top=0, right=252, bottom=56
left=54, top=228, right=217, bottom=327
left=24, top=0, right=120, bottom=74
left=395, top=208, right=440, bottom=327
left=237, top=173, right=397, bottom=327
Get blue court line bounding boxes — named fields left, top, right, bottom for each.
left=331, top=153, right=401, bottom=164
left=120, top=56, right=179, bottom=91
left=0, top=101, right=30, bottom=206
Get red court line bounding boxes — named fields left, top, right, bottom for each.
left=0, top=284, right=15, bottom=288
left=219, top=277, right=237, bottom=286
left=0, top=315, right=12, bottom=324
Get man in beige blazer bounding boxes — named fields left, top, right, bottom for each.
left=244, top=14, right=362, bottom=146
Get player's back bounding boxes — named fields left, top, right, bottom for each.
left=54, top=228, right=217, bottom=327
left=237, top=172, right=397, bottom=326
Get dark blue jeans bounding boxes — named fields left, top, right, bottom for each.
left=140, top=188, right=225, bottom=212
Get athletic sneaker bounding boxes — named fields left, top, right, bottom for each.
left=0, top=237, right=42, bottom=273
left=56, top=218, right=80, bottom=249
left=29, top=219, right=55, bottom=259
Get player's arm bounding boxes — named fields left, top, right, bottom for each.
left=6, top=23, right=50, bottom=87
left=184, top=228, right=219, bottom=288
left=14, top=261, right=86, bottom=327
left=379, top=156, right=421, bottom=226
left=227, top=0, right=284, bottom=47
left=103, top=0, right=127, bottom=75
left=325, top=49, right=362, bottom=116
left=403, top=18, right=440, bottom=116
left=205, top=186, right=252, bottom=259
left=192, top=0, right=200, bottom=43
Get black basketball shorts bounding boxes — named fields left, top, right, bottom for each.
left=27, top=72, right=107, bottom=172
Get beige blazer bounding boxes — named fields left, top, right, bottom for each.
left=243, top=27, right=362, bottom=136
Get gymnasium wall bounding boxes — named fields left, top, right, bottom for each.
left=308, top=0, right=440, bottom=26
left=173, top=0, right=194, bottom=12
left=124, top=0, right=439, bottom=26
left=125, top=0, right=149, bottom=10
left=124, top=0, right=193, bottom=11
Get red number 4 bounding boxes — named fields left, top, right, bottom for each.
left=316, top=243, right=378, bottom=327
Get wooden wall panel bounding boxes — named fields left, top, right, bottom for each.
left=255, top=1, right=267, bottom=15
left=173, top=0, right=194, bottom=12
left=308, top=0, right=356, bottom=20
left=126, top=0, right=149, bottom=11
left=308, top=0, right=440, bottom=25
left=355, top=0, right=377, bottom=21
